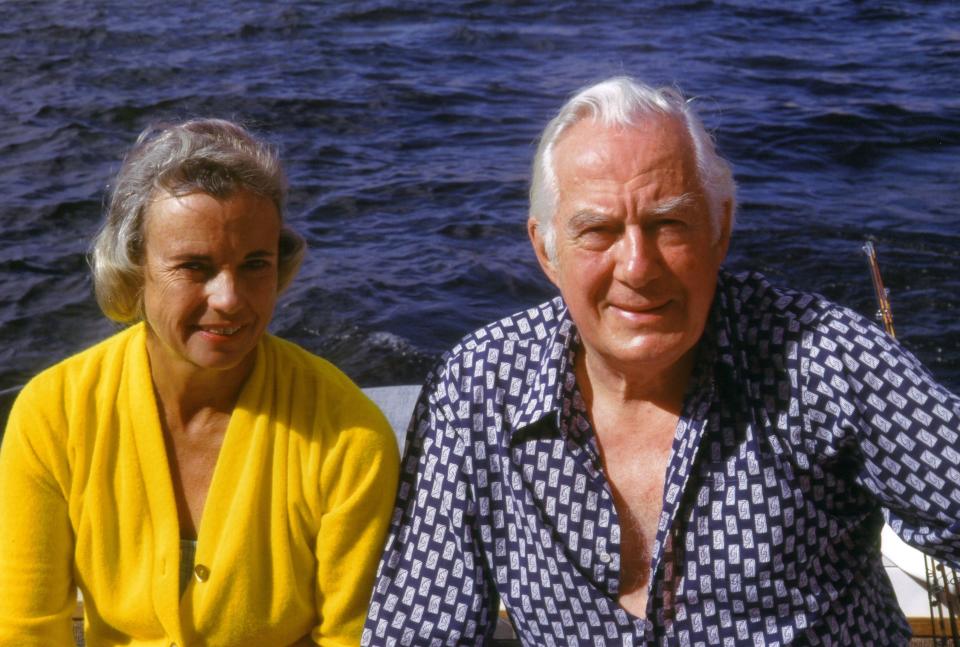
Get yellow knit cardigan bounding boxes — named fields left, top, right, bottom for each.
left=0, top=323, right=399, bottom=646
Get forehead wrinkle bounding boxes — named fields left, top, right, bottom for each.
left=563, top=193, right=697, bottom=234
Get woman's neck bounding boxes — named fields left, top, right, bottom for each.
left=145, top=336, right=255, bottom=428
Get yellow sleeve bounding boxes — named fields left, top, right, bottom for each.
left=0, top=377, right=76, bottom=646
left=311, top=394, right=400, bottom=647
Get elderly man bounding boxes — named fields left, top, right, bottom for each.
left=363, top=77, right=960, bottom=646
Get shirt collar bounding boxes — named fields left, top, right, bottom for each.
left=506, top=270, right=742, bottom=445
left=710, top=269, right=750, bottom=394
left=507, top=296, right=577, bottom=439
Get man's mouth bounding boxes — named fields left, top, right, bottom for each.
left=610, top=300, right=670, bottom=314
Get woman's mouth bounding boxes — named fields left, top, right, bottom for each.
left=197, top=324, right=243, bottom=337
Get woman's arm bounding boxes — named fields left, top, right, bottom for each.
left=0, top=381, right=76, bottom=646
left=309, top=396, right=400, bottom=646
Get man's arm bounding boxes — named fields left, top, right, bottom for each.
left=362, top=368, right=498, bottom=646
left=816, top=308, right=960, bottom=565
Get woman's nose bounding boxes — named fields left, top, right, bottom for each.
left=207, top=271, right=241, bottom=312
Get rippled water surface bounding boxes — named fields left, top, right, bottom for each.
left=1, top=1, right=958, bottom=421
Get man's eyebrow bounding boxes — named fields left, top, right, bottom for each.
left=166, top=249, right=277, bottom=262
left=564, top=194, right=696, bottom=231
left=566, top=210, right=612, bottom=231
left=643, top=193, right=696, bottom=216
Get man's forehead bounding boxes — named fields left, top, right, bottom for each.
left=557, top=112, right=688, bottom=148
left=553, top=118, right=699, bottom=193
left=554, top=116, right=695, bottom=173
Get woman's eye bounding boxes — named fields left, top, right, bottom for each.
left=244, top=259, right=271, bottom=271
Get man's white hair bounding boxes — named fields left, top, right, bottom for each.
left=529, top=76, right=736, bottom=259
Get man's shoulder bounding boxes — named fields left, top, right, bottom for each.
left=420, top=296, right=569, bottom=416
left=719, top=269, right=868, bottom=329
left=717, top=269, right=888, bottom=356
left=720, top=269, right=821, bottom=315
left=443, top=296, right=567, bottom=362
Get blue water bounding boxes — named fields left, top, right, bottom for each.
left=1, top=1, right=958, bottom=422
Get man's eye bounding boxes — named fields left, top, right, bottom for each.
left=653, top=219, right=691, bottom=236
left=179, top=262, right=208, bottom=272
left=659, top=217, right=687, bottom=227
left=586, top=225, right=619, bottom=236
left=579, top=226, right=615, bottom=238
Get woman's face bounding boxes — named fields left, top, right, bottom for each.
left=141, top=189, right=280, bottom=382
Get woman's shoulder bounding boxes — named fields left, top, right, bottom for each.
left=4, top=325, right=143, bottom=478
left=262, top=333, right=360, bottom=394
left=261, top=334, right=397, bottom=445
left=17, top=324, right=142, bottom=410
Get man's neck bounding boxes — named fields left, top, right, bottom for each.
left=574, top=347, right=696, bottom=620
left=576, top=346, right=696, bottom=412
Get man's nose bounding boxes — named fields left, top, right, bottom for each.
left=614, top=227, right=661, bottom=287
left=207, top=271, right=241, bottom=312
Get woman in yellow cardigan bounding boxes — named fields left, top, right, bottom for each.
left=0, top=119, right=399, bottom=646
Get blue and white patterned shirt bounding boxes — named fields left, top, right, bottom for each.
left=363, top=270, right=960, bottom=646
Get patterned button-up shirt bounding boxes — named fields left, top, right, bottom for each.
left=363, top=270, right=960, bottom=646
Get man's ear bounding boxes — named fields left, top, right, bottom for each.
left=528, top=216, right=560, bottom=288
left=714, top=200, right=733, bottom=262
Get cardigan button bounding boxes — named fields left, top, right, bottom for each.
left=194, top=564, right=210, bottom=582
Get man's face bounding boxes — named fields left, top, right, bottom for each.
left=529, top=115, right=730, bottom=380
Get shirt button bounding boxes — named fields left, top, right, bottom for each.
left=194, top=564, right=210, bottom=582
left=599, top=552, right=611, bottom=564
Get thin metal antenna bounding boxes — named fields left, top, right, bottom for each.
left=863, top=240, right=958, bottom=645
left=862, top=240, right=896, bottom=338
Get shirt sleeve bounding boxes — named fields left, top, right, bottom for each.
left=809, top=307, right=960, bottom=567
left=362, top=363, right=497, bottom=646
left=312, top=392, right=401, bottom=647
left=0, top=378, right=77, bottom=646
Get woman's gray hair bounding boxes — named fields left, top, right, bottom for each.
left=529, top=76, right=736, bottom=259
left=90, top=118, right=305, bottom=323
